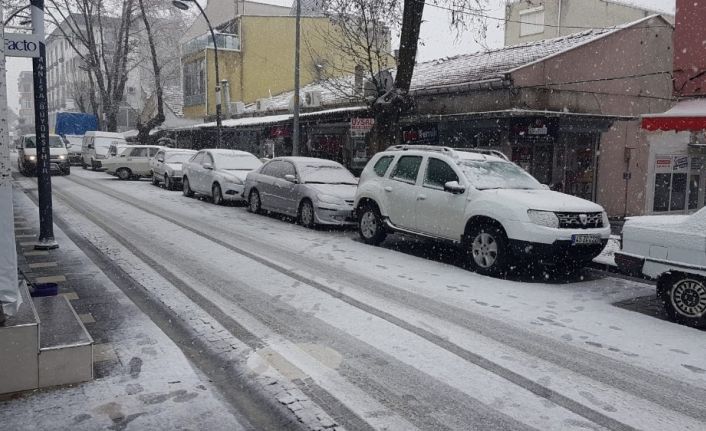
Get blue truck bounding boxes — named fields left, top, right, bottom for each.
left=54, top=112, right=98, bottom=165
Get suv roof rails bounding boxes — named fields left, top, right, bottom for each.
left=386, top=145, right=457, bottom=156
left=453, top=148, right=509, bottom=161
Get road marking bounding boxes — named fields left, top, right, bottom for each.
left=60, top=292, right=79, bottom=300
left=78, top=313, right=95, bottom=324
left=28, top=262, right=58, bottom=269
left=35, top=275, right=66, bottom=284
left=93, top=343, right=118, bottom=362
left=24, top=250, right=49, bottom=256
left=15, top=234, right=35, bottom=238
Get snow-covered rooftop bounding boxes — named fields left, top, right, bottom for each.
left=259, top=15, right=665, bottom=112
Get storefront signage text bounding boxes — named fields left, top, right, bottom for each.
left=402, top=125, right=439, bottom=145
left=4, top=33, right=40, bottom=58
left=351, top=118, right=375, bottom=130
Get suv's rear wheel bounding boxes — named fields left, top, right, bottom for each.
left=358, top=203, right=386, bottom=245
left=467, top=223, right=508, bottom=276
left=658, top=274, right=706, bottom=328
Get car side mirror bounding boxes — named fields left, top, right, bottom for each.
left=88, top=144, right=94, bottom=149
left=541, top=184, right=550, bottom=190
left=120, top=154, right=126, bottom=157
left=444, top=181, right=465, bottom=194
left=203, top=162, right=213, bottom=170
left=157, top=157, right=164, bottom=163
left=284, top=174, right=298, bottom=183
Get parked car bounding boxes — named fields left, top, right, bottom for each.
left=102, top=145, right=164, bottom=180
left=150, top=148, right=197, bottom=190
left=81, top=131, right=127, bottom=170
left=107, top=142, right=130, bottom=159
left=182, top=149, right=262, bottom=204
left=62, top=135, right=84, bottom=165
left=244, top=157, right=358, bottom=227
left=354, top=145, right=610, bottom=275
left=615, top=209, right=706, bottom=328
left=16, top=134, right=71, bottom=176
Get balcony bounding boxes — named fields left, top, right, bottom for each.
left=181, top=32, right=240, bottom=58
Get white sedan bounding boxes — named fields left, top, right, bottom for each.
left=103, top=145, right=164, bottom=180
left=150, top=148, right=197, bottom=190
left=616, top=207, right=706, bottom=328
left=182, top=149, right=263, bottom=204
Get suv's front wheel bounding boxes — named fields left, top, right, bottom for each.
left=467, top=223, right=508, bottom=276
left=358, top=203, right=386, bottom=245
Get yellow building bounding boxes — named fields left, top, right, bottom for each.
left=179, top=0, right=389, bottom=120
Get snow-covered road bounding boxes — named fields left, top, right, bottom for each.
left=16, top=168, right=706, bottom=430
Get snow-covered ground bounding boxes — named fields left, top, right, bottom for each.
left=11, top=168, right=706, bottom=430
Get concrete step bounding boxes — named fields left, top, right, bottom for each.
left=33, top=295, right=93, bottom=388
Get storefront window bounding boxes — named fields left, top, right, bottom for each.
left=670, top=173, right=688, bottom=211
left=652, top=154, right=705, bottom=213
left=690, top=175, right=701, bottom=210
left=653, top=173, right=671, bottom=212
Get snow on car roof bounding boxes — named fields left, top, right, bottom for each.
left=207, top=149, right=257, bottom=157
left=455, top=151, right=508, bottom=163
left=279, top=157, right=343, bottom=166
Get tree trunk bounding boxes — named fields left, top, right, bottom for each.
left=136, top=0, right=165, bottom=143
left=370, top=0, right=425, bottom=152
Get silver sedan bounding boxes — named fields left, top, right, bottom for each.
left=244, top=157, right=358, bottom=227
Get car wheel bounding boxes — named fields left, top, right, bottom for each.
left=299, top=199, right=316, bottom=228
left=117, top=168, right=131, bottom=180
left=248, top=189, right=262, bottom=214
left=63, top=168, right=71, bottom=176
left=164, top=174, right=173, bottom=191
left=82, top=160, right=87, bottom=170
left=182, top=176, right=194, bottom=197
left=212, top=183, right=224, bottom=205
left=467, top=223, right=508, bottom=276
left=358, top=203, right=386, bottom=245
left=151, top=173, right=160, bottom=186
left=91, top=159, right=98, bottom=171
left=659, top=274, right=706, bottom=328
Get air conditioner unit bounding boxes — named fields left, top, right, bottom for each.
left=302, top=91, right=322, bottom=108
left=256, top=98, right=272, bottom=112
left=229, top=101, right=246, bottom=115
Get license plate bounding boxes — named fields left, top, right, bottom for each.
left=572, top=234, right=602, bottom=245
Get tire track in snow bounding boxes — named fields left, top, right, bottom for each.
left=52, top=175, right=662, bottom=431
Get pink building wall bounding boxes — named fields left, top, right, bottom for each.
left=673, top=0, right=706, bottom=97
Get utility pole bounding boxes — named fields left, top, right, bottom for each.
left=31, top=0, right=57, bottom=250
left=292, top=0, right=301, bottom=156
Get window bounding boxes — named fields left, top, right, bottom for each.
left=391, top=156, right=422, bottom=183
left=424, top=158, right=459, bottom=189
left=191, top=152, right=205, bottom=164
left=204, top=153, right=214, bottom=165
left=689, top=175, right=700, bottom=210
left=653, top=173, right=671, bottom=212
left=183, top=59, right=205, bottom=106
left=130, top=147, right=149, bottom=157
left=148, top=147, right=160, bottom=157
left=373, top=156, right=394, bottom=177
left=519, top=6, right=545, bottom=36
left=670, top=173, right=688, bottom=211
left=262, top=161, right=294, bottom=179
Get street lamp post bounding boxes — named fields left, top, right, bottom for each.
left=292, top=0, right=301, bottom=156
left=173, top=0, right=222, bottom=149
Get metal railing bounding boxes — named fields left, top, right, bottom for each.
left=181, top=32, right=240, bottom=57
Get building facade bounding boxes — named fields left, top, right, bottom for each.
left=17, top=71, right=35, bottom=136
left=504, top=0, right=673, bottom=46
left=179, top=0, right=390, bottom=120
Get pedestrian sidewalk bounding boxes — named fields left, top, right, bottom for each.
left=0, top=187, right=246, bottom=430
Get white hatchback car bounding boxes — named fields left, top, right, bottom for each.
left=103, top=145, right=164, bottom=180
left=182, top=149, right=263, bottom=204
left=615, top=208, right=706, bottom=328
left=354, top=145, right=610, bottom=275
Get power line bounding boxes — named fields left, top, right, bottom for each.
left=421, top=1, right=672, bottom=31
left=521, top=71, right=673, bottom=87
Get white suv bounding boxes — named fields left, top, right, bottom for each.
left=354, top=146, right=611, bottom=275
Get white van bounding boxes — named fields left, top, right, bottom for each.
left=81, top=131, right=127, bottom=170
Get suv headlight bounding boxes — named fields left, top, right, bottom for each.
left=527, top=210, right=559, bottom=228
left=317, top=194, right=345, bottom=205
left=602, top=211, right=609, bottom=228
left=28, top=155, right=36, bottom=161
left=58, top=155, right=66, bottom=160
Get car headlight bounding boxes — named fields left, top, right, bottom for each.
left=527, top=210, right=559, bottom=228
left=28, top=155, right=36, bottom=161
left=602, top=211, right=610, bottom=228
left=224, top=176, right=243, bottom=185
left=317, top=194, right=345, bottom=205
left=58, top=155, right=66, bottom=160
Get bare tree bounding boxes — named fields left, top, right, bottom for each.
left=316, top=0, right=489, bottom=150
left=46, top=0, right=138, bottom=131
left=134, top=0, right=163, bottom=142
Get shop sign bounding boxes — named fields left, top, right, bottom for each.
left=655, top=157, right=672, bottom=169
left=351, top=117, right=375, bottom=130
left=270, top=126, right=291, bottom=138
left=402, top=125, right=439, bottom=145
left=510, top=118, right=558, bottom=143
left=673, top=155, right=689, bottom=171
left=4, top=33, right=40, bottom=58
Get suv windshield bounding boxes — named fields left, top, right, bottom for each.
left=458, top=160, right=542, bottom=190
left=24, top=136, right=65, bottom=149
left=215, top=153, right=262, bottom=170
left=300, top=164, right=357, bottom=184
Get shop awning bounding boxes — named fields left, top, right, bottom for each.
left=642, top=98, right=706, bottom=132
